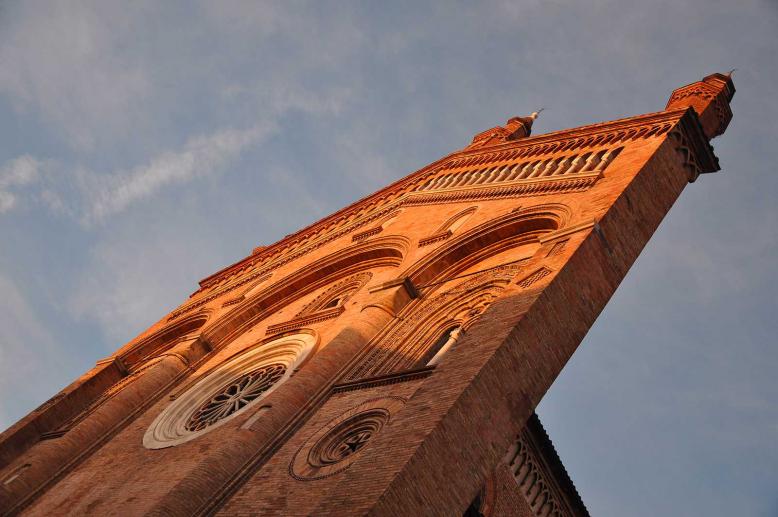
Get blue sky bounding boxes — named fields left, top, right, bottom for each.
left=1, top=1, right=776, bottom=515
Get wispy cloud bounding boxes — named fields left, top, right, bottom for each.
left=0, top=155, right=41, bottom=213
left=2, top=124, right=274, bottom=223
left=78, top=124, right=275, bottom=223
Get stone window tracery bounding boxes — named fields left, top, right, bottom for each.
left=184, top=363, right=286, bottom=432
left=143, top=333, right=316, bottom=449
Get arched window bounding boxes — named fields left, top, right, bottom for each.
left=424, top=327, right=462, bottom=366
left=322, top=297, right=342, bottom=310
left=295, top=272, right=372, bottom=317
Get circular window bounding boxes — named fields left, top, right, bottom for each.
left=290, top=397, right=405, bottom=480
left=184, top=362, right=286, bottom=432
left=143, top=333, right=316, bottom=449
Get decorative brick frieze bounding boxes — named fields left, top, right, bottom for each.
left=170, top=272, right=271, bottom=321
left=332, top=366, right=435, bottom=393
left=406, top=172, right=601, bottom=206
left=351, top=225, right=383, bottom=242
left=517, top=267, right=553, bottom=289
left=417, top=147, right=622, bottom=193
left=192, top=111, right=685, bottom=294
left=266, top=306, right=345, bottom=335
left=418, top=229, right=453, bottom=247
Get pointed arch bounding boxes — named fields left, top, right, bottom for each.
left=295, top=272, right=373, bottom=318
left=202, top=236, right=409, bottom=349
left=346, top=262, right=522, bottom=380
left=407, top=204, right=569, bottom=286
left=119, top=312, right=211, bottom=369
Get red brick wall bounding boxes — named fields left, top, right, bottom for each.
left=0, top=75, right=733, bottom=516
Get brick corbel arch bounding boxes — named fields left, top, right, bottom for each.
left=404, top=204, right=570, bottom=286
left=202, top=235, right=410, bottom=350
left=118, top=311, right=212, bottom=370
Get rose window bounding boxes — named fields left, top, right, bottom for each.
left=185, top=363, right=286, bottom=432
left=144, top=333, right=316, bottom=449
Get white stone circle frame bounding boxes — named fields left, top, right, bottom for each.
left=143, top=333, right=317, bottom=449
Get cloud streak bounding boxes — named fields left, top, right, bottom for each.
left=0, top=155, right=41, bottom=212
left=1, top=123, right=274, bottom=223
left=80, top=124, right=275, bottom=223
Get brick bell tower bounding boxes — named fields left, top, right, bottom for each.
left=0, top=73, right=735, bottom=516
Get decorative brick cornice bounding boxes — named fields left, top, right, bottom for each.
left=190, top=109, right=688, bottom=302
left=669, top=108, right=720, bottom=181
left=406, top=172, right=602, bottom=206
left=352, top=225, right=383, bottom=242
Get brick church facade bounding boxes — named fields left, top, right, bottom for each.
left=1, top=73, right=735, bottom=516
